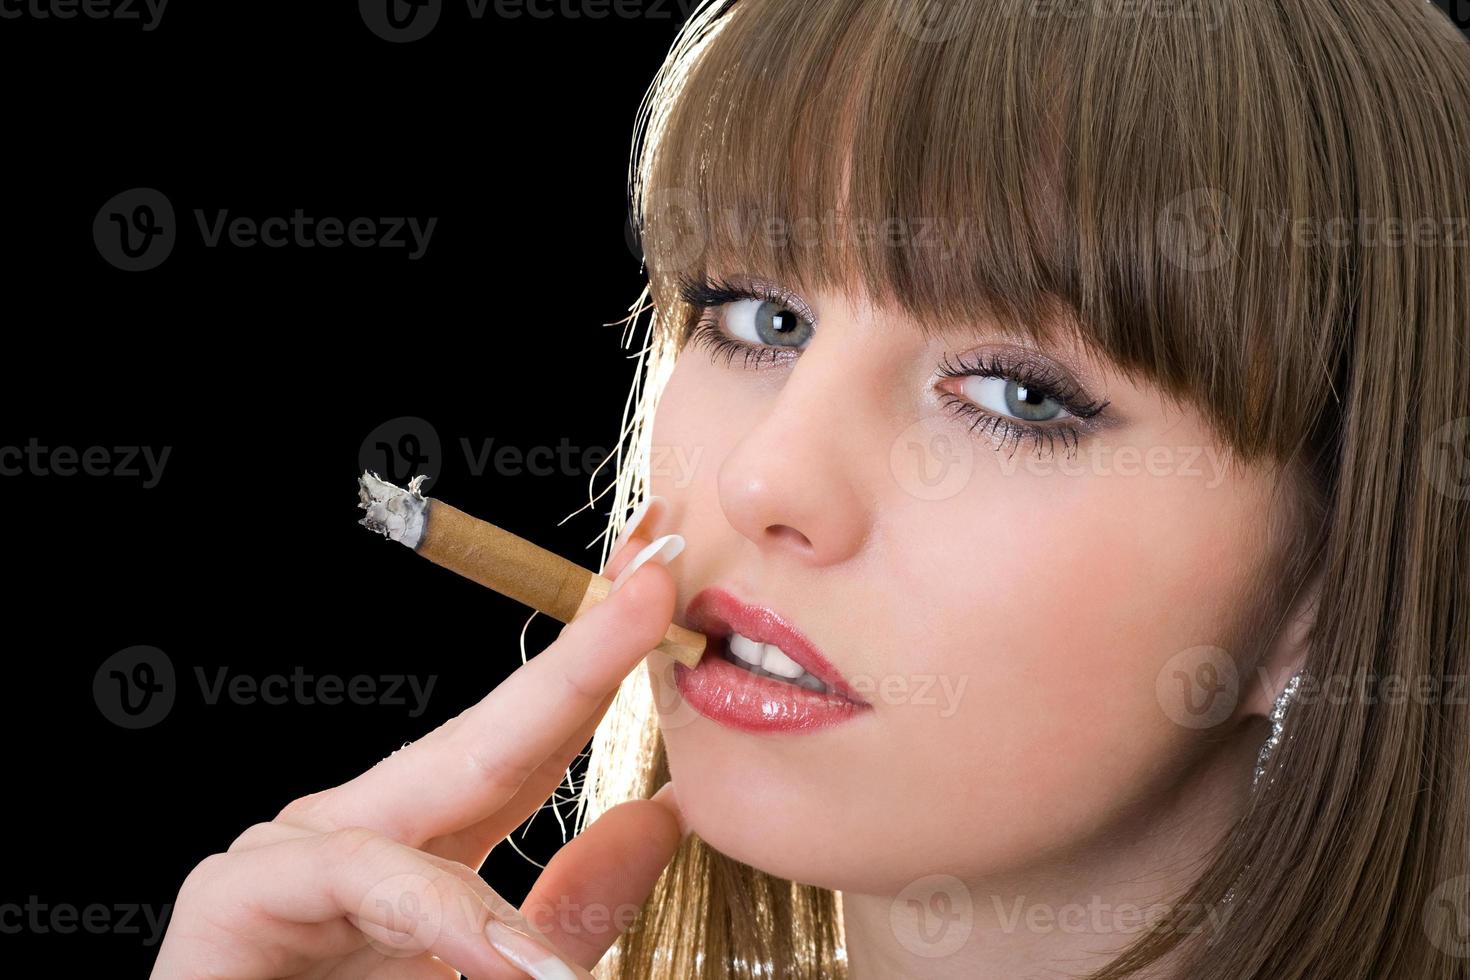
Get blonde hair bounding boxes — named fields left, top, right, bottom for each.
left=567, top=2, right=1470, bottom=977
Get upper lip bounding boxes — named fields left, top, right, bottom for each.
left=681, top=586, right=869, bottom=705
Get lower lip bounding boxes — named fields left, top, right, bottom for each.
left=673, top=641, right=870, bottom=733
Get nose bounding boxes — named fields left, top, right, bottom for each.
left=715, top=332, right=877, bottom=567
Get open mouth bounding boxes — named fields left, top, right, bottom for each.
left=715, top=631, right=838, bottom=695
left=680, top=585, right=868, bottom=705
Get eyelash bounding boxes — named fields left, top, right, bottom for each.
left=676, top=275, right=1110, bottom=459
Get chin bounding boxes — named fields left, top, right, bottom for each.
left=659, top=725, right=934, bottom=895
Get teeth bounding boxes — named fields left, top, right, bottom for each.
left=760, top=644, right=805, bottom=679
left=728, top=632, right=766, bottom=667
left=722, top=630, right=834, bottom=695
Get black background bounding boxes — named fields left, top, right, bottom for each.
left=1, top=0, right=691, bottom=974
left=2, top=1, right=1468, bottom=976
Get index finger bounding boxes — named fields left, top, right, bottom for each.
left=290, top=554, right=680, bottom=844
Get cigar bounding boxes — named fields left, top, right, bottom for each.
left=355, top=471, right=707, bottom=668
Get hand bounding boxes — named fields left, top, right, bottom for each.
left=151, top=508, right=686, bottom=978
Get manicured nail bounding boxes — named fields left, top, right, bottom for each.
left=609, top=533, right=684, bottom=593
left=486, top=919, right=578, bottom=980
left=608, top=495, right=667, bottom=561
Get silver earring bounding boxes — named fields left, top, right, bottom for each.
left=1252, top=671, right=1303, bottom=789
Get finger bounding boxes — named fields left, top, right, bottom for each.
left=422, top=687, right=618, bottom=868
left=601, top=495, right=667, bottom=579
left=170, top=826, right=578, bottom=980
left=600, top=532, right=652, bottom=591
left=290, top=557, right=679, bottom=845
left=517, top=784, right=689, bottom=969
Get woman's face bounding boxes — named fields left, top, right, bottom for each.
left=643, top=275, right=1287, bottom=896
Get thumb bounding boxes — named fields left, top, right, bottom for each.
left=518, top=782, right=689, bottom=969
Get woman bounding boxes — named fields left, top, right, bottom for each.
left=152, top=1, right=1470, bottom=977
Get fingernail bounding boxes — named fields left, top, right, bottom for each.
left=486, top=919, right=578, bottom=980
left=608, top=495, right=667, bottom=561
left=609, top=533, right=684, bottom=594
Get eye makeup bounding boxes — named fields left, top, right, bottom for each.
left=934, top=345, right=1113, bottom=459
left=675, top=271, right=1117, bottom=459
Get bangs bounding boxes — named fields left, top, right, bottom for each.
left=629, top=0, right=1364, bottom=464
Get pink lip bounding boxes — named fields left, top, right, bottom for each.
left=672, top=586, right=872, bottom=734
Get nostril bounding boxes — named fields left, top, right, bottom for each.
left=767, top=524, right=813, bottom=550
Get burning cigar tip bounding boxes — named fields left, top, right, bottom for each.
left=357, top=470, right=431, bottom=548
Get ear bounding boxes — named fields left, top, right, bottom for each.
left=1240, top=567, right=1322, bottom=719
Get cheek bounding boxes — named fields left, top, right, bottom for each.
left=865, top=463, right=1270, bottom=863
left=647, top=358, right=742, bottom=499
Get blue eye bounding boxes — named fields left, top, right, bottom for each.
left=959, top=376, right=1066, bottom=423
left=723, top=297, right=815, bottom=349
left=677, top=273, right=816, bottom=368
